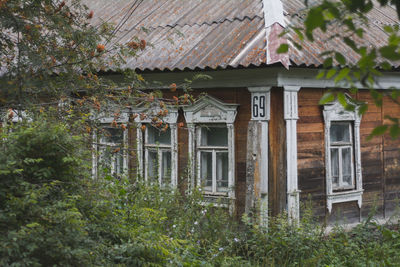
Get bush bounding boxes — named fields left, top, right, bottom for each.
left=2, top=117, right=400, bottom=266
left=0, top=118, right=237, bottom=266
left=0, top=119, right=96, bottom=265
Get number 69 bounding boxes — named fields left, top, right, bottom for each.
left=253, top=95, right=265, bottom=118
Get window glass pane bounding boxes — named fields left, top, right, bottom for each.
left=99, top=147, right=112, bottom=174
left=99, top=145, right=124, bottom=176
left=216, top=152, right=229, bottom=192
left=147, top=126, right=171, bottom=145
left=161, top=151, right=171, bottom=185
left=342, top=147, right=353, bottom=187
left=330, top=123, right=350, bottom=143
left=102, top=127, right=123, bottom=143
left=331, top=148, right=339, bottom=187
left=201, top=127, right=228, bottom=146
left=113, top=150, right=124, bottom=175
left=148, top=151, right=158, bottom=182
left=200, top=152, right=213, bottom=190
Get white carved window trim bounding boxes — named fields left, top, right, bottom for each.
left=196, top=125, right=230, bottom=195
left=98, top=127, right=128, bottom=176
left=323, top=98, right=363, bottom=213
left=92, top=111, right=129, bottom=179
left=2, top=109, right=32, bottom=126
left=183, top=95, right=238, bottom=203
left=1, top=109, right=33, bottom=143
left=144, top=125, right=175, bottom=186
left=133, top=106, right=178, bottom=188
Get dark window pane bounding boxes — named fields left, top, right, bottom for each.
left=161, top=151, right=171, bottom=185
left=99, top=145, right=124, bottom=176
left=216, top=152, right=229, bottom=192
left=114, top=152, right=124, bottom=175
left=148, top=151, right=158, bottom=182
left=201, top=127, right=228, bottom=146
left=330, top=123, right=350, bottom=143
left=99, top=147, right=112, bottom=174
left=200, top=152, right=213, bottom=190
left=331, top=148, right=339, bottom=187
left=102, top=127, right=123, bottom=143
left=342, top=147, right=353, bottom=187
left=147, top=126, right=171, bottom=145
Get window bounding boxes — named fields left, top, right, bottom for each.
left=92, top=110, right=129, bottom=179
left=197, top=126, right=229, bottom=193
left=2, top=109, right=30, bottom=124
left=183, top=95, right=238, bottom=203
left=2, top=109, right=32, bottom=136
left=97, top=127, right=127, bottom=177
left=144, top=126, right=173, bottom=185
left=329, top=122, right=354, bottom=190
left=323, top=96, right=363, bottom=213
left=132, top=105, right=178, bottom=187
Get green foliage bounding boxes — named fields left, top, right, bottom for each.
left=3, top=118, right=400, bottom=266
left=0, top=118, right=94, bottom=266
left=0, top=117, right=236, bottom=265
left=277, top=43, right=289, bottom=53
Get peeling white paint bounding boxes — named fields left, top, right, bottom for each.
left=284, top=86, right=301, bottom=223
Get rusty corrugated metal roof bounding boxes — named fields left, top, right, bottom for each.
left=283, top=0, right=400, bottom=68
left=87, top=0, right=263, bottom=29
left=84, top=0, right=400, bottom=71
left=84, top=0, right=266, bottom=71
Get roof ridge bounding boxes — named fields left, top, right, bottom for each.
left=120, top=15, right=263, bottom=32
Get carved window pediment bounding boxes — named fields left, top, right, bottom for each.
left=94, top=106, right=130, bottom=124
left=323, top=99, right=361, bottom=123
left=183, top=95, right=238, bottom=124
left=132, top=103, right=178, bottom=124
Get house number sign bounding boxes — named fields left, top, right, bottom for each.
left=251, top=92, right=269, bottom=120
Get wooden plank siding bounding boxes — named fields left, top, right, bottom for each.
left=383, top=95, right=400, bottom=216
left=298, top=88, right=400, bottom=223
left=357, top=91, right=384, bottom=220
left=269, top=87, right=287, bottom=216
left=297, top=88, right=327, bottom=221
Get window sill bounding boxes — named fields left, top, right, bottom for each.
left=145, top=144, right=171, bottom=148
left=202, top=191, right=229, bottom=197
left=327, top=190, right=363, bottom=213
left=332, top=185, right=356, bottom=191
left=201, top=194, right=234, bottom=208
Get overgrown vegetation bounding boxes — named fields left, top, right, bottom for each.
left=0, top=117, right=400, bottom=266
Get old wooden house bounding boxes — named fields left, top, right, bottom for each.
left=88, top=0, right=400, bottom=224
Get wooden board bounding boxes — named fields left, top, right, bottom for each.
left=268, top=87, right=287, bottom=216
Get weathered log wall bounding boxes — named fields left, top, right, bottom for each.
left=269, top=88, right=287, bottom=216
left=298, top=88, right=400, bottom=223
left=382, top=92, right=400, bottom=216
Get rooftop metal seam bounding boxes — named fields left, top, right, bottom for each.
left=118, top=14, right=264, bottom=32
